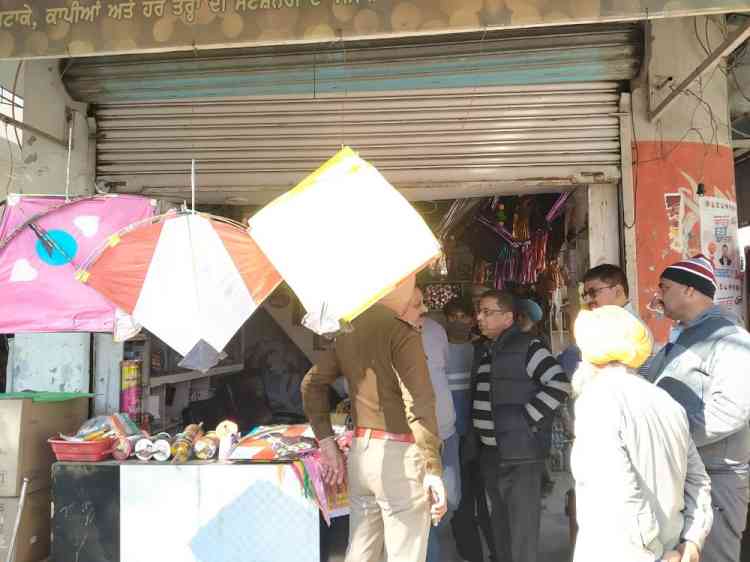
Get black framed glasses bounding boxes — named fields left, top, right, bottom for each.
left=476, top=308, right=509, bottom=317
left=581, top=285, right=614, bottom=300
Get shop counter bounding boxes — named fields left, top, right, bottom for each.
left=51, top=460, right=344, bottom=562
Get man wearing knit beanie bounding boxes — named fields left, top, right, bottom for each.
left=647, top=254, right=750, bottom=562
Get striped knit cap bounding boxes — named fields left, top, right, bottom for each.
left=660, top=254, right=717, bottom=299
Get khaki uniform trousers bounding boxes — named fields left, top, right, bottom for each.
left=345, top=433, right=431, bottom=562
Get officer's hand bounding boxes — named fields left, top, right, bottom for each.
left=423, top=474, right=447, bottom=526
left=318, top=437, right=346, bottom=486
left=662, top=550, right=682, bottom=562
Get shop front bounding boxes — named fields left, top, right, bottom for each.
left=3, top=2, right=750, bottom=562
left=58, top=20, right=641, bottom=343
left=1, top=21, right=640, bottom=562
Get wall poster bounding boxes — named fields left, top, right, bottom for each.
left=700, top=196, right=744, bottom=321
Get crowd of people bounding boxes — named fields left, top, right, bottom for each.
left=300, top=254, right=750, bottom=562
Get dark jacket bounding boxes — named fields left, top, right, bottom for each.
left=466, top=325, right=566, bottom=463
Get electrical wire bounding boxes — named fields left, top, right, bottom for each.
left=3, top=122, right=12, bottom=201
left=693, top=14, right=750, bottom=142
left=630, top=45, right=723, bottom=225
left=3, top=60, right=23, bottom=199
left=628, top=15, right=745, bottom=225
left=731, top=67, right=750, bottom=104
left=624, top=105, right=638, bottom=230
left=10, top=60, right=22, bottom=151
left=694, top=18, right=710, bottom=58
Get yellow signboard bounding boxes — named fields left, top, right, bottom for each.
left=0, top=0, right=748, bottom=59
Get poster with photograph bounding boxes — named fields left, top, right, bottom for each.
left=700, top=196, right=744, bottom=321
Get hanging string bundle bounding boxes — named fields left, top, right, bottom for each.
left=467, top=192, right=570, bottom=287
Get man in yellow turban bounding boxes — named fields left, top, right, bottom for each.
left=570, top=306, right=713, bottom=562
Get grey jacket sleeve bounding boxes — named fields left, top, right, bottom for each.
left=694, top=332, right=750, bottom=448
left=680, top=437, right=714, bottom=548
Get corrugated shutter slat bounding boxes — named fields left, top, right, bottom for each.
left=64, top=24, right=641, bottom=203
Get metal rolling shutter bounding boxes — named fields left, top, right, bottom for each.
left=64, top=23, right=642, bottom=204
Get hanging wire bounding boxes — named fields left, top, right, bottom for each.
left=632, top=17, right=724, bottom=215
left=3, top=60, right=23, bottom=200
left=3, top=122, right=13, bottom=201
left=10, top=60, right=22, bottom=153
left=189, top=42, right=198, bottom=209
left=64, top=112, right=74, bottom=202
left=191, top=158, right=196, bottom=213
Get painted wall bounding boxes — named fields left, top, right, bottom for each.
left=0, top=59, right=92, bottom=201
left=7, top=332, right=90, bottom=392
left=633, top=142, right=737, bottom=341
left=631, top=16, right=739, bottom=342
left=1, top=60, right=95, bottom=391
left=92, top=333, right=124, bottom=416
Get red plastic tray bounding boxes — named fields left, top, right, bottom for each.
left=48, top=436, right=114, bottom=462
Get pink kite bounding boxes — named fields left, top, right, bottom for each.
left=0, top=194, right=156, bottom=333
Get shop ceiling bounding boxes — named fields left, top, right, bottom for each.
left=63, top=24, right=643, bottom=205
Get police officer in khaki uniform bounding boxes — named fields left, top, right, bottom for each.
left=302, top=289, right=447, bottom=562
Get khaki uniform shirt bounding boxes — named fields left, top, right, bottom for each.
left=301, top=304, right=443, bottom=476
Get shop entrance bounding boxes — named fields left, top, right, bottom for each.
left=404, top=188, right=597, bottom=562
left=48, top=21, right=634, bottom=562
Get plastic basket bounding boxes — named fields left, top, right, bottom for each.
left=48, top=436, right=115, bottom=462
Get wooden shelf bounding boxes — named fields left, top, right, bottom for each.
left=149, top=363, right=244, bottom=388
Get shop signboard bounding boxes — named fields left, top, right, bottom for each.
left=0, top=0, right=747, bottom=60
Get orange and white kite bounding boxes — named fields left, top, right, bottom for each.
left=78, top=212, right=281, bottom=370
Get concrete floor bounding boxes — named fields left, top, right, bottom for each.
left=323, top=472, right=574, bottom=562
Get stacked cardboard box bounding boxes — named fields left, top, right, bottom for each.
left=0, top=397, right=88, bottom=562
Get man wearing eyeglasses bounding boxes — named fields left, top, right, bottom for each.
left=469, top=290, right=570, bottom=562
left=559, top=264, right=645, bottom=379
left=558, top=264, right=653, bottom=552
left=581, top=264, right=634, bottom=313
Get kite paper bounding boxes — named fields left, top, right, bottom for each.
left=0, top=194, right=156, bottom=333
left=80, top=212, right=282, bottom=371
left=248, top=147, right=441, bottom=334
